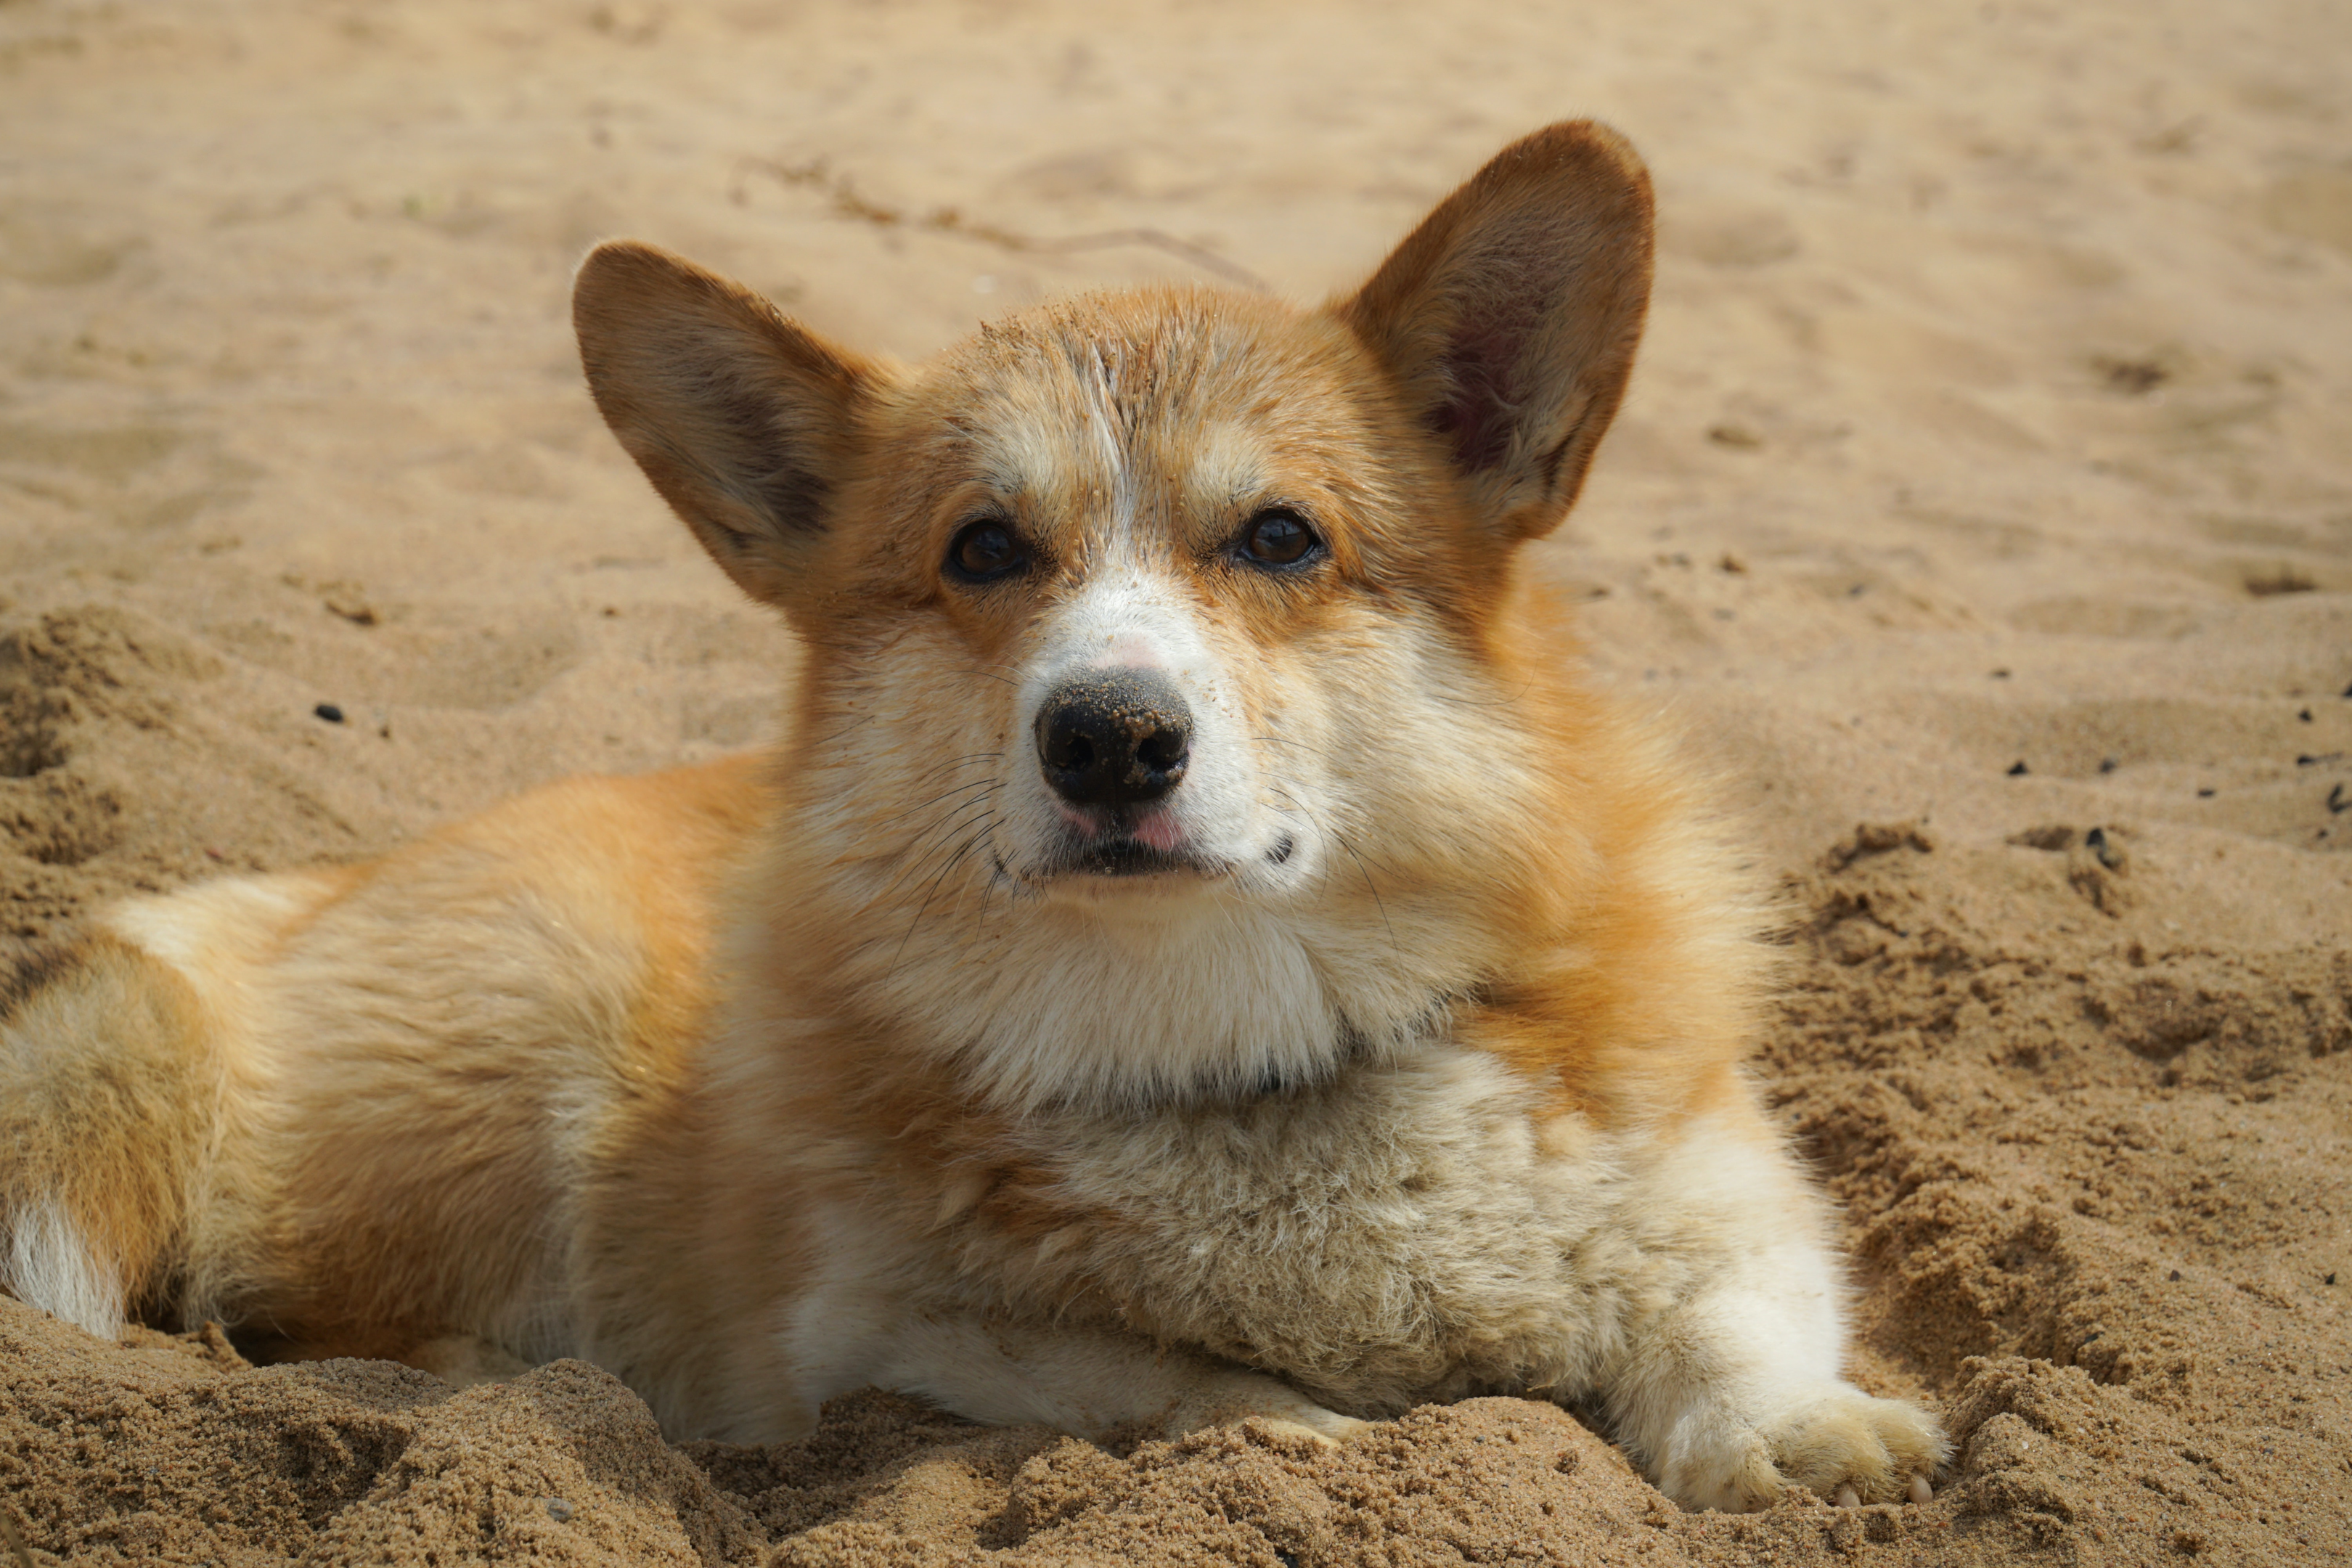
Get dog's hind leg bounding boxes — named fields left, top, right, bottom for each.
left=0, top=870, right=335, bottom=1341
left=0, top=934, right=221, bottom=1339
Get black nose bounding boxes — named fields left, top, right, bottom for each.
left=1034, top=669, right=1193, bottom=809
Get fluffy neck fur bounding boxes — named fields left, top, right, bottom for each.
left=736, top=808, right=1511, bottom=1116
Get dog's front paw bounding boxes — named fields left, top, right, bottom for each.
left=1241, top=1410, right=1373, bottom=1450
left=1763, top=1385, right=1945, bottom=1507
left=1169, top=1371, right=1371, bottom=1447
left=1659, top=1383, right=1945, bottom=1512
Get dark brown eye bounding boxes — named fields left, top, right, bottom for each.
left=1238, top=509, right=1320, bottom=569
left=947, top=518, right=1025, bottom=582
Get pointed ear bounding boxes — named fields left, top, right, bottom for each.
left=573, top=240, right=877, bottom=607
left=1336, top=121, right=1654, bottom=542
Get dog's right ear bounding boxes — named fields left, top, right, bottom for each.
left=573, top=240, right=875, bottom=609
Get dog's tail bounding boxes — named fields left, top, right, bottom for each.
left=0, top=933, right=229, bottom=1339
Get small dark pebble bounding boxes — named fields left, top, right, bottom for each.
left=2343, top=679, right=2352, bottom=698
left=2169, top=1269, right=2184, bottom=1282
left=2196, top=787, right=2215, bottom=798
left=2327, top=1272, right=2338, bottom=1286
left=2296, top=753, right=2342, bottom=767
left=1991, top=669, right=2011, bottom=679
left=2006, top=761, right=2029, bottom=776
left=2099, top=757, right=2118, bottom=773
left=2086, top=826, right=2125, bottom=869
left=2328, top=783, right=2348, bottom=814
left=2300, top=709, right=2314, bottom=722
left=314, top=703, right=344, bottom=724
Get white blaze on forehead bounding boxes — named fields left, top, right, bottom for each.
left=978, top=363, right=1143, bottom=547
left=1083, top=344, right=1137, bottom=542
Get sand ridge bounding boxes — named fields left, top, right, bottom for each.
left=3, top=0, right=2349, bottom=1561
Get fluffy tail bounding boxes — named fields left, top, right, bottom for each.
left=0, top=935, right=221, bottom=1339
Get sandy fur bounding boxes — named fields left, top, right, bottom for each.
left=0, top=122, right=1943, bottom=1511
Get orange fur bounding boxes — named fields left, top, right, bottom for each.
left=1, top=123, right=1943, bottom=1511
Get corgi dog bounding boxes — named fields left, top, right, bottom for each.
left=0, top=123, right=1943, bottom=1511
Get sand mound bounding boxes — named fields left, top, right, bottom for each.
left=4, top=0, right=2349, bottom=1561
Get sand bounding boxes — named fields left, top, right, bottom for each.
left=2, top=0, right=2349, bottom=1561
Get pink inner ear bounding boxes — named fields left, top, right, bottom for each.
left=1412, top=219, right=1604, bottom=482
left=1428, top=318, right=1530, bottom=474
left=1424, top=239, right=1556, bottom=475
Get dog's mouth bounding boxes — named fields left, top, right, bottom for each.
left=1030, top=838, right=1229, bottom=883
left=1000, top=815, right=1238, bottom=886
left=1069, top=840, right=1204, bottom=878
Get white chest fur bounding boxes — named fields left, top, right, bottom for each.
left=936, top=1046, right=1640, bottom=1416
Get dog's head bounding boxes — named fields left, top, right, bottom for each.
left=576, top=123, right=1654, bottom=1108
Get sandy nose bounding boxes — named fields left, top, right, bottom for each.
left=1034, top=668, right=1193, bottom=809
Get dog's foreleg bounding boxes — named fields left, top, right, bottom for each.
left=786, top=1281, right=1365, bottom=1445
left=406, top=1334, right=539, bottom=1389
left=1596, top=1115, right=1947, bottom=1511
left=887, top=1316, right=1368, bottom=1444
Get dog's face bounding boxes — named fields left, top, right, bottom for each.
left=576, top=123, right=1654, bottom=1106
left=823, top=293, right=1493, bottom=915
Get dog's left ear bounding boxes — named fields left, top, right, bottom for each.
left=1336, top=121, right=1654, bottom=543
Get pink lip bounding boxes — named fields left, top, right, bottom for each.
left=1130, top=810, right=1185, bottom=853
left=1048, top=801, right=1188, bottom=854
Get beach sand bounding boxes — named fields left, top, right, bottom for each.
left=2, top=0, right=2348, bottom=1561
